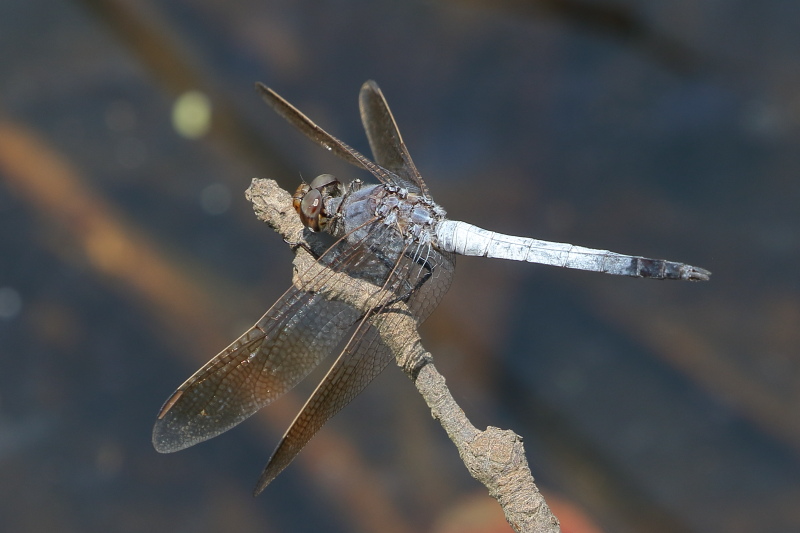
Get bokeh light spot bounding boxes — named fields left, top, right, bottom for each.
left=172, top=90, right=211, bottom=139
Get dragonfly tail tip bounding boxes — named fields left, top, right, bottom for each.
left=687, top=266, right=712, bottom=281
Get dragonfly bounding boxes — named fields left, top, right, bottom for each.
left=153, top=80, right=710, bottom=495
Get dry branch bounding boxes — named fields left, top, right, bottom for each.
left=246, top=178, right=560, bottom=533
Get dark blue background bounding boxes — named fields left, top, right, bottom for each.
left=1, top=1, right=797, bottom=532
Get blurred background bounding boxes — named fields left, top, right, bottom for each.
left=1, top=1, right=798, bottom=532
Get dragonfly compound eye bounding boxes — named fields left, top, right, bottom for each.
left=298, top=188, right=324, bottom=231
left=309, top=173, right=338, bottom=190
left=292, top=183, right=310, bottom=214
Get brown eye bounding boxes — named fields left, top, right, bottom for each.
left=292, top=184, right=310, bottom=214
left=299, top=189, right=323, bottom=231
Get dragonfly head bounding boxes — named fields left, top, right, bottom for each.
left=292, top=174, right=342, bottom=232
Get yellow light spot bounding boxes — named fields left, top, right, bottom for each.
left=172, top=90, right=211, bottom=139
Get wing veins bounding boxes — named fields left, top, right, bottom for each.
left=254, top=240, right=419, bottom=492
left=153, top=216, right=392, bottom=452
left=256, top=82, right=413, bottom=190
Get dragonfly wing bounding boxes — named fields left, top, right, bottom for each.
left=152, top=291, right=359, bottom=453
left=256, top=82, right=400, bottom=187
left=253, top=243, right=455, bottom=493
left=253, top=320, right=394, bottom=494
left=359, top=80, right=428, bottom=195
left=153, top=222, right=389, bottom=453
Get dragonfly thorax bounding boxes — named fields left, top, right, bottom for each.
left=338, top=182, right=447, bottom=249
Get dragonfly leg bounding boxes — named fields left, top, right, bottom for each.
left=284, top=236, right=332, bottom=260
left=379, top=252, right=433, bottom=310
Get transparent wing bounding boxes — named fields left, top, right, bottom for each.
left=256, top=82, right=408, bottom=189
left=358, top=80, right=428, bottom=195
left=158, top=83, right=457, bottom=486
left=254, top=320, right=394, bottom=494
left=153, top=219, right=388, bottom=453
left=253, top=243, right=455, bottom=493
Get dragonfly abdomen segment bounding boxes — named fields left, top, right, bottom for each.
left=435, top=220, right=710, bottom=281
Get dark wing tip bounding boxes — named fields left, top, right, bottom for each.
left=151, top=422, right=179, bottom=454
left=361, top=79, right=380, bottom=91
left=151, top=389, right=202, bottom=454
left=252, top=462, right=280, bottom=497
left=359, top=80, right=383, bottom=108
left=255, top=82, right=278, bottom=104
left=152, top=417, right=204, bottom=454
left=152, top=415, right=194, bottom=454
left=252, top=438, right=295, bottom=496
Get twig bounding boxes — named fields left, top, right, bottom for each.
left=245, top=178, right=561, bottom=533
